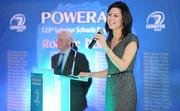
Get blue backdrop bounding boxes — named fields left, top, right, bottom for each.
left=0, top=0, right=180, bottom=111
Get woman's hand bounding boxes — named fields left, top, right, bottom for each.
left=94, top=34, right=108, bottom=49
left=78, top=72, right=93, bottom=77
left=94, top=34, right=111, bottom=53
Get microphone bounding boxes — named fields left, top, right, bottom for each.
left=88, top=29, right=103, bottom=49
left=71, top=42, right=78, bottom=51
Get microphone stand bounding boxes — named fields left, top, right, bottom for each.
left=70, top=43, right=78, bottom=77
left=70, top=49, right=77, bottom=76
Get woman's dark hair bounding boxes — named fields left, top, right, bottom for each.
left=106, top=1, right=132, bottom=42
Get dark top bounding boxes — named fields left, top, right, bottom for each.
left=105, top=33, right=139, bottom=111
left=51, top=49, right=92, bottom=111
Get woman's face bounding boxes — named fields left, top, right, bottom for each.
left=107, top=7, right=123, bottom=30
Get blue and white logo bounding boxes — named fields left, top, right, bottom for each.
left=10, top=13, right=27, bottom=32
left=33, top=89, right=40, bottom=106
left=146, top=11, right=165, bottom=31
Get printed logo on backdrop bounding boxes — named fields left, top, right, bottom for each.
left=146, top=11, right=165, bottom=31
left=10, top=13, right=27, bottom=32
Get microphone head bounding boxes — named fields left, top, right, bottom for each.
left=71, top=42, right=78, bottom=51
left=88, top=28, right=103, bottom=49
left=98, top=29, right=103, bottom=34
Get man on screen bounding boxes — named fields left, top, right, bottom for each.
left=51, top=30, right=92, bottom=111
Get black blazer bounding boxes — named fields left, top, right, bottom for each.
left=51, top=49, right=92, bottom=111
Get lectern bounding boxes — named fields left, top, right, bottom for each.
left=31, top=68, right=88, bottom=111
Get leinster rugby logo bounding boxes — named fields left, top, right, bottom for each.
left=146, top=11, right=165, bottom=31
left=33, top=89, right=40, bottom=106
left=10, top=13, right=26, bottom=32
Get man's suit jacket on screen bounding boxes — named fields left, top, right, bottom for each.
left=51, top=49, right=92, bottom=111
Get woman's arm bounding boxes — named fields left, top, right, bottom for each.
left=79, top=70, right=108, bottom=78
left=105, top=41, right=137, bottom=71
left=94, top=34, right=137, bottom=72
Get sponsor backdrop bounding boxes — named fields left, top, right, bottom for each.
left=0, top=0, right=180, bottom=111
